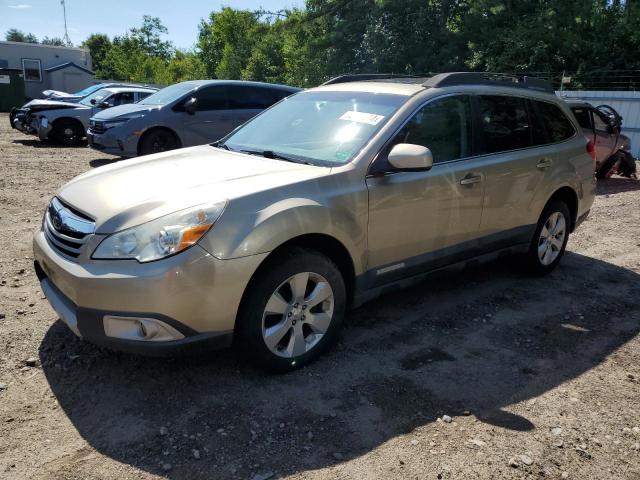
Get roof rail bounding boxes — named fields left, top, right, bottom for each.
left=321, top=73, right=426, bottom=86
left=423, top=72, right=555, bottom=94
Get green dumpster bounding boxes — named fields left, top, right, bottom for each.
left=0, top=69, right=26, bottom=112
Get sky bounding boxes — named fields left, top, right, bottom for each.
left=1, top=0, right=303, bottom=49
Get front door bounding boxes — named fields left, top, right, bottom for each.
left=366, top=95, right=485, bottom=286
left=183, top=86, right=234, bottom=146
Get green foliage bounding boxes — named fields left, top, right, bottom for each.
left=41, top=37, right=67, bottom=46
left=5, top=28, right=38, bottom=43
left=82, top=34, right=112, bottom=73
left=74, top=2, right=640, bottom=89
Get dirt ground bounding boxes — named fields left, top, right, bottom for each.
left=0, top=112, right=639, bottom=480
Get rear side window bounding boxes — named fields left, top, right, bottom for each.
left=196, top=86, right=228, bottom=111
left=535, top=101, right=576, bottom=142
left=477, top=95, right=531, bottom=153
left=571, top=107, right=593, bottom=130
left=227, top=86, right=288, bottom=110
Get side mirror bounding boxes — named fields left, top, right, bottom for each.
left=387, top=143, right=433, bottom=170
left=90, top=99, right=96, bottom=105
left=183, top=97, right=197, bottom=115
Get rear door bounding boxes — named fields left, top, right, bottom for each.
left=592, top=108, right=617, bottom=162
left=183, top=86, right=234, bottom=146
left=474, top=95, right=550, bottom=243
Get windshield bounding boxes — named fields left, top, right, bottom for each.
left=223, top=90, right=406, bottom=165
left=79, top=88, right=111, bottom=106
left=139, top=83, right=194, bottom=106
left=72, top=84, right=104, bottom=97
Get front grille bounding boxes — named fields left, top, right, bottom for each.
left=43, top=198, right=95, bottom=259
left=89, top=120, right=107, bottom=134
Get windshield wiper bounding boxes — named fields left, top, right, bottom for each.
left=211, top=140, right=233, bottom=151
left=239, top=149, right=313, bottom=165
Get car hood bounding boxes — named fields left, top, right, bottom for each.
left=56, top=145, right=328, bottom=233
left=24, top=99, right=86, bottom=112
left=91, top=102, right=158, bottom=120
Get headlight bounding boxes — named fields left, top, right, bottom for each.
left=92, top=201, right=226, bottom=262
left=105, top=115, right=143, bottom=129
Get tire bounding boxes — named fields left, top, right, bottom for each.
left=236, top=247, right=346, bottom=373
left=140, top=129, right=178, bottom=156
left=524, top=200, right=571, bottom=275
left=53, top=118, right=84, bottom=146
left=596, top=153, right=619, bottom=179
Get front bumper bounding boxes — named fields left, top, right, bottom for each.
left=33, top=230, right=268, bottom=354
left=87, top=128, right=138, bottom=157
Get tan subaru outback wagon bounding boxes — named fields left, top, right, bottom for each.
left=34, top=73, right=596, bottom=372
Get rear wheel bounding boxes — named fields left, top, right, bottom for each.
left=525, top=200, right=570, bottom=275
left=236, top=248, right=346, bottom=373
left=53, top=118, right=84, bottom=146
left=140, top=129, right=178, bottom=156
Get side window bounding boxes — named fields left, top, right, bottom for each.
left=22, top=59, right=42, bottom=82
left=112, top=92, right=134, bottom=106
left=571, top=107, right=593, bottom=130
left=136, top=91, right=152, bottom=102
left=477, top=95, right=531, bottom=153
left=592, top=110, right=610, bottom=132
left=536, top=101, right=576, bottom=142
left=228, top=86, right=279, bottom=110
left=389, top=95, right=473, bottom=166
left=196, top=86, right=228, bottom=111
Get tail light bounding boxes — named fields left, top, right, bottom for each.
left=586, top=140, right=596, bottom=163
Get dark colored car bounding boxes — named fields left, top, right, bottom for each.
left=87, top=80, right=301, bottom=157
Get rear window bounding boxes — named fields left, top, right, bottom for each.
left=477, top=95, right=532, bottom=153
left=535, top=101, right=576, bottom=142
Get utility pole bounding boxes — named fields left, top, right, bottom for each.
left=61, top=0, right=72, bottom=46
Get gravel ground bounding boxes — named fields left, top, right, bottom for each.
left=1, top=113, right=639, bottom=480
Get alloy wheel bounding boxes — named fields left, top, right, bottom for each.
left=261, top=272, right=335, bottom=358
left=537, top=211, right=566, bottom=266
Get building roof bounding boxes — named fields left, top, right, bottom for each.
left=0, top=40, right=89, bottom=53
left=45, top=62, right=94, bottom=75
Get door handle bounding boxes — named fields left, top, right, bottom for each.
left=537, top=158, right=553, bottom=169
left=460, top=174, right=483, bottom=186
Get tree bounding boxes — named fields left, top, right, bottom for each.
left=41, top=36, right=67, bottom=46
left=82, top=34, right=112, bottom=73
left=129, top=15, right=174, bottom=60
left=5, top=28, right=38, bottom=43
left=197, top=8, right=260, bottom=79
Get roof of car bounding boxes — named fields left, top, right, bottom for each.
left=561, top=99, right=593, bottom=108
left=100, top=86, right=159, bottom=94
left=177, top=80, right=301, bottom=92
left=314, top=80, right=427, bottom=96
left=314, top=73, right=560, bottom=99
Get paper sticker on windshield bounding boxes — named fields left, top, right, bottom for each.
left=339, top=111, right=385, bottom=125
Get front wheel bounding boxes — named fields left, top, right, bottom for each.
left=140, top=129, right=178, bottom=155
left=236, top=247, right=346, bottom=373
left=53, top=118, right=84, bottom=146
left=524, top=200, right=571, bottom=275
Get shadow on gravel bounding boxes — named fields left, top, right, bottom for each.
left=596, top=176, right=640, bottom=195
left=11, top=138, right=86, bottom=148
left=39, top=252, right=640, bottom=479
left=89, top=157, right=122, bottom=168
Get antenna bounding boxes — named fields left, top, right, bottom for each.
left=61, top=0, right=72, bottom=46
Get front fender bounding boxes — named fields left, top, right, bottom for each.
left=199, top=193, right=368, bottom=275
